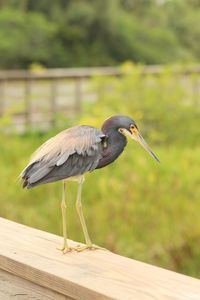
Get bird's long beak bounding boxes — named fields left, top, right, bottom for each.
left=130, top=128, right=160, bottom=163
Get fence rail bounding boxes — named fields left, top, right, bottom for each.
left=0, top=217, right=200, bottom=300
left=1, top=65, right=200, bottom=80
left=0, top=65, right=199, bottom=131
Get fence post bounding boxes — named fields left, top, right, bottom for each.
left=0, top=79, right=5, bottom=116
left=75, top=78, right=82, bottom=114
left=50, top=79, right=58, bottom=127
left=192, top=74, right=200, bottom=105
left=24, top=78, right=31, bottom=129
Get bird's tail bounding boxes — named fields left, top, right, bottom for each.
left=20, top=161, right=54, bottom=189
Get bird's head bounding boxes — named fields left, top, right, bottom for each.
left=102, top=115, right=160, bottom=163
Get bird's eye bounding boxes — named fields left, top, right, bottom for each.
left=130, top=124, right=138, bottom=134
left=130, top=124, right=138, bottom=130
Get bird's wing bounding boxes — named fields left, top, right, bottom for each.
left=21, top=126, right=106, bottom=188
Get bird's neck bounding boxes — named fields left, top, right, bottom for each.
left=97, top=128, right=127, bottom=169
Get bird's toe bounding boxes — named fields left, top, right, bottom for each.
left=75, top=244, right=107, bottom=252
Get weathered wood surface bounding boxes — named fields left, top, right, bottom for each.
left=0, top=269, right=70, bottom=300
left=0, top=217, right=200, bottom=300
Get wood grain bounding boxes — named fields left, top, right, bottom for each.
left=0, top=269, right=71, bottom=300
left=0, top=217, right=199, bottom=300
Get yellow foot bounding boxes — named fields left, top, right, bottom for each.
left=57, top=244, right=107, bottom=253
left=57, top=245, right=76, bottom=253
left=75, top=244, right=107, bottom=252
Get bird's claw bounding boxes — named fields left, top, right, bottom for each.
left=57, top=245, right=75, bottom=253
left=62, top=246, right=76, bottom=254
left=57, top=244, right=107, bottom=253
left=74, top=244, right=107, bottom=252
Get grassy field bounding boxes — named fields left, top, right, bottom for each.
left=0, top=64, right=200, bottom=278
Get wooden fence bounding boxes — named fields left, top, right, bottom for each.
left=0, top=65, right=199, bottom=131
left=0, top=217, right=200, bottom=299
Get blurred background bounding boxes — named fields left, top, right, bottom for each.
left=0, top=0, right=200, bottom=278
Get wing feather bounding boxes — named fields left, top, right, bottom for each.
left=21, top=126, right=106, bottom=188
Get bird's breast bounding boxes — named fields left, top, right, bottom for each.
left=96, top=134, right=127, bottom=169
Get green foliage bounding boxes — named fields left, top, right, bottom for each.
left=0, top=9, right=55, bottom=68
left=0, top=1, right=199, bottom=68
left=83, top=63, right=200, bottom=145
left=166, top=0, right=200, bottom=60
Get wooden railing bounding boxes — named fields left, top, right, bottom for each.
left=0, top=217, right=199, bottom=299
left=1, top=65, right=200, bottom=80
left=0, top=65, right=199, bottom=131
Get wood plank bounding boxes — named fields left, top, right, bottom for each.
left=0, top=65, right=199, bottom=81
left=0, top=269, right=71, bottom=300
left=0, top=217, right=199, bottom=300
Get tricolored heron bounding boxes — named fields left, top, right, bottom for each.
left=21, top=115, right=159, bottom=253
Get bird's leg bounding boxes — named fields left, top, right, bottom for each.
left=60, top=181, right=73, bottom=253
left=75, top=177, right=105, bottom=252
left=61, top=181, right=67, bottom=249
left=76, top=177, right=92, bottom=247
left=58, top=179, right=103, bottom=254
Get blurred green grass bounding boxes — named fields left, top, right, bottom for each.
left=0, top=64, right=200, bottom=278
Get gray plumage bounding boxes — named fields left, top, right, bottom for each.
left=20, top=115, right=160, bottom=253
left=21, top=126, right=106, bottom=189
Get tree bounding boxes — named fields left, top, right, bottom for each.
left=0, top=9, right=56, bottom=68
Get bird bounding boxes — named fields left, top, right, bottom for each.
left=21, top=115, right=159, bottom=253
